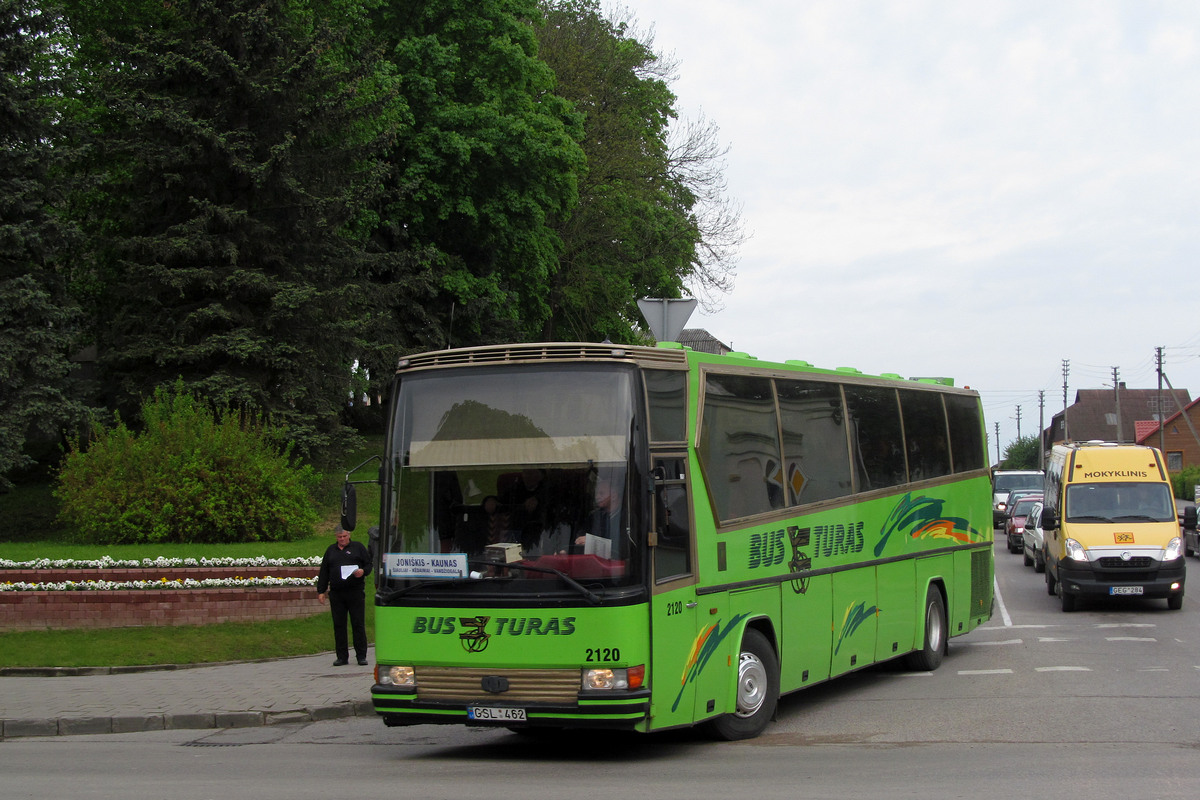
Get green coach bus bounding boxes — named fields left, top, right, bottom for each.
left=352, top=341, right=993, bottom=740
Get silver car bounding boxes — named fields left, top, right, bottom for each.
left=1022, top=501, right=1045, bottom=573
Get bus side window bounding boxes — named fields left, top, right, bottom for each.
left=654, top=457, right=691, bottom=582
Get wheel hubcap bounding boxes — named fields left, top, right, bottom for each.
left=734, top=651, right=768, bottom=717
left=927, top=601, right=944, bottom=651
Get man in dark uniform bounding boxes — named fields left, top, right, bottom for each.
left=317, top=529, right=372, bottom=666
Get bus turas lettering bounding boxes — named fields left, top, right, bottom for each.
left=812, top=522, right=865, bottom=558
left=493, top=616, right=576, bottom=636
left=410, top=616, right=576, bottom=636
left=750, top=523, right=864, bottom=569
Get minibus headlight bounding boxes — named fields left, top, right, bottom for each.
left=1065, top=538, right=1088, bottom=562
left=1164, top=537, right=1183, bottom=561
left=582, top=665, right=645, bottom=691
left=377, top=665, right=416, bottom=687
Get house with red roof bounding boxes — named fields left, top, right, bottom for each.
left=1136, top=395, right=1200, bottom=471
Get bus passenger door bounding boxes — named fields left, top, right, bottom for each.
left=649, top=455, right=703, bottom=730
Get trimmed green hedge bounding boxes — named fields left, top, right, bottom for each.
left=1170, top=466, right=1200, bottom=502
left=56, top=383, right=318, bottom=544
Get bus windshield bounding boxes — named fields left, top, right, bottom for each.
left=381, top=363, right=643, bottom=599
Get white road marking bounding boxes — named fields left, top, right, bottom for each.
left=992, top=576, right=1012, bottom=627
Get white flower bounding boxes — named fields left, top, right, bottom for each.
left=1, top=555, right=321, bottom=570
left=0, top=576, right=318, bottom=592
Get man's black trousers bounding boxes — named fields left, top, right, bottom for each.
left=328, top=588, right=368, bottom=661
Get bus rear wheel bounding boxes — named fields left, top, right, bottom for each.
left=904, top=586, right=946, bottom=672
left=708, top=628, right=779, bottom=741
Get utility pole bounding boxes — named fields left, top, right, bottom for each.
left=1112, top=366, right=1122, bottom=443
left=994, top=421, right=1001, bottom=466
left=1038, top=390, right=1045, bottom=471
left=1014, top=405, right=1023, bottom=440
left=1061, top=359, right=1070, bottom=442
left=1157, top=346, right=1165, bottom=453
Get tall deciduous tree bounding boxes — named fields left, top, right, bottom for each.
left=534, top=0, right=742, bottom=342
left=366, top=0, right=585, bottom=350
left=65, top=0, right=396, bottom=456
left=0, top=0, right=87, bottom=488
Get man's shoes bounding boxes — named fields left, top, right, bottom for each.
left=357, top=658, right=369, bottom=666
left=332, top=658, right=349, bottom=666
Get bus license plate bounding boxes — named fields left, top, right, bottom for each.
left=468, top=706, right=527, bottom=722
left=1109, top=586, right=1143, bottom=596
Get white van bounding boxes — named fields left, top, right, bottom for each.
left=992, top=469, right=1043, bottom=527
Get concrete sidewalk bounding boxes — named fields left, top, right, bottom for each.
left=0, top=649, right=376, bottom=739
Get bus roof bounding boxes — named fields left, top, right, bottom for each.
left=396, top=341, right=970, bottom=391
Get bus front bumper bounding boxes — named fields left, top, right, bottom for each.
left=372, top=685, right=651, bottom=730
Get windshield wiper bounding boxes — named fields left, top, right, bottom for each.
left=469, top=560, right=603, bottom=606
left=1111, top=514, right=1166, bottom=523
left=1068, top=515, right=1113, bottom=523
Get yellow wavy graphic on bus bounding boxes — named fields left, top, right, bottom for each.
left=672, top=613, right=750, bottom=712
left=834, top=601, right=878, bottom=654
left=874, top=493, right=980, bottom=557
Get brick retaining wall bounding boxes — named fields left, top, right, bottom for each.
left=2, top=566, right=318, bottom=584
left=0, top=567, right=323, bottom=632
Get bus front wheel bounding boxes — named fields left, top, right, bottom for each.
left=708, top=628, right=779, bottom=741
left=904, top=586, right=946, bottom=672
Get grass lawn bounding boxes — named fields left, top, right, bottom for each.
left=0, top=436, right=384, bottom=668
left=0, top=605, right=376, bottom=669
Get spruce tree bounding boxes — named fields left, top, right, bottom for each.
left=70, top=0, right=393, bottom=455
left=0, top=0, right=87, bottom=487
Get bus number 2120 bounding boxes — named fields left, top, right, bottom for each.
left=585, top=648, right=620, bottom=662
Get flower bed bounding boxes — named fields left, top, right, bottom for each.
left=0, top=557, right=324, bottom=631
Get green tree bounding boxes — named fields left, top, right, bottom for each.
left=366, top=0, right=585, bottom=351
left=1002, top=435, right=1041, bottom=470
left=64, top=0, right=395, bottom=456
left=534, top=0, right=741, bottom=341
left=0, top=0, right=88, bottom=488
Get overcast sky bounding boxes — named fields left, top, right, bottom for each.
left=625, top=0, right=1200, bottom=459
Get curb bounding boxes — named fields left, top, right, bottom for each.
left=0, top=650, right=348, bottom=677
left=1, top=699, right=376, bottom=740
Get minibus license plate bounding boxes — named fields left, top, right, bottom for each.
left=1109, top=586, right=1143, bottom=596
left=468, top=706, right=526, bottom=722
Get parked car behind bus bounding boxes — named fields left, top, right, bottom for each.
left=1004, top=494, right=1042, bottom=554
left=1023, top=501, right=1046, bottom=572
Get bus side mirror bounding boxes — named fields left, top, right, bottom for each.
left=1041, top=508, right=1058, bottom=531
left=1184, top=506, right=1197, bottom=531
left=340, top=483, right=357, bottom=532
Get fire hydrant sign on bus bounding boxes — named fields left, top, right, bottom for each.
left=384, top=553, right=469, bottom=579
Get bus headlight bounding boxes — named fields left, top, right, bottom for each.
left=1164, top=537, right=1183, bottom=561
left=377, top=665, right=416, bottom=687
left=582, top=665, right=645, bottom=691
left=1065, top=538, right=1088, bottom=562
